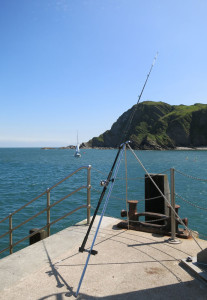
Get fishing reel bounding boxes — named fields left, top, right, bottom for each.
left=100, top=180, right=109, bottom=187
left=100, top=178, right=114, bottom=187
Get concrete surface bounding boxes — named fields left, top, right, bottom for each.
left=182, top=256, right=207, bottom=283
left=0, top=216, right=207, bottom=300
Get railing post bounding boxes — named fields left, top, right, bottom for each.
left=46, top=188, right=50, bottom=237
left=171, top=168, right=176, bottom=239
left=87, top=165, right=91, bottom=225
left=169, top=168, right=181, bottom=244
left=9, top=214, right=13, bottom=254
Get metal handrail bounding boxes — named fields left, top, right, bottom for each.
left=0, top=165, right=92, bottom=257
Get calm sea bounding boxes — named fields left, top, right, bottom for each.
left=0, top=148, right=207, bottom=258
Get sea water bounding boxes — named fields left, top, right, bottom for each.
left=0, top=148, right=207, bottom=258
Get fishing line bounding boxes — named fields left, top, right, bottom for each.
left=120, top=52, right=158, bottom=146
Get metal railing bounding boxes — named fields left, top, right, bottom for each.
left=0, top=165, right=92, bottom=256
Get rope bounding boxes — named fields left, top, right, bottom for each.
left=113, top=169, right=171, bottom=182
left=127, top=144, right=203, bottom=251
left=175, top=193, right=207, bottom=211
left=175, top=169, right=207, bottom=182
left=91, top=186, right=102, bottom=193
left=91, top=187, right=170, bottom=203
left=126, top=217, right=169, bottom=224
left=92, top=166, right=171, bottom=182
left=91, top=167, right=107, bottom=176
left=116, top=176, right=145, bottom=181
left=137, top=193, right=171, bottom=202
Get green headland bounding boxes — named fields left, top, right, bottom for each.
left=85, top=101, right=207, bottom=150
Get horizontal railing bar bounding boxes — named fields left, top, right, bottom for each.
left=0, top=165, right=91, bottom=257
left=49, top=186, right=87, bottom=210
left=12, top=207, right=48, bottom=232
left=0, top=229, right=10, bottom=240
left=0, top=245, right=10, bottom=255
left=12, top=186, right=87, bottom=232
left=0, top=166, right=90, bottom=224
left=48, top=166, right=89, bottom=191
left=5, top=190, right=47, bottom=219
left=12, top=225, right=49, bottom=248
left=12, top=225, right=51, bottom=248
left=12, top=190, right=48, bottom=216
left=0, top=215, right=10, bottom=224
left=49, top=205, right=87, bottom=227
left=12, top=205, right=87, bottom=248
left=0, top=186, right=87, bottom=245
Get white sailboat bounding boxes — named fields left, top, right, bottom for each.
left=74, top=133, right=81, bottom=157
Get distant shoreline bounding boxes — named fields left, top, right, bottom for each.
left=41, top=146, right=207, bottom=151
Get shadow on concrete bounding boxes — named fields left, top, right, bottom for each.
left=43, top=241, right=76, bottom=298
left=128, top=240, right=168, bottom=247
left=38, top=279, right=207, bottom=300
left=125, top=231, right=191, bottom=256
left=39, top=228, right=207, bottom=300
left=54, top=229, right=126, bottom=265
left=57, top=259, right=176, bottom=268
left=40, top=224, right=206, bottom=300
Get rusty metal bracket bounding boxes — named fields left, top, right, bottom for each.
left=117, top=200, right=190, bottom=239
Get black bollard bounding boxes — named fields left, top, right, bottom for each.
left=29, top=228, right=47, bottom=245
left=145, top=174, right=170, bottom=225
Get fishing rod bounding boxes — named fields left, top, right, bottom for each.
left=79, top=141, right=128, bottom=255
left=137, top=52, right=158, bottom=105
left=78, top=52, right=158, bottom=256
left=121, top=52, right=158, bottom=145
left=76, top=143, right=126, bottom=297
left=76, top=53, right=158, bottom=296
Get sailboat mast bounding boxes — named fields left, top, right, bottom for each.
left=74, top=131, right=81, bottom=157
left=77, top=131, right=79, bottom=146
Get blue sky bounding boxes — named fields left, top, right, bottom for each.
left=1, top=0, right=207, bottom=147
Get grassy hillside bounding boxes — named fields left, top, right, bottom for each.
left=86, top=101, right=207, bottom=149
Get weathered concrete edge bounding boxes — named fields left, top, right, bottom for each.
left=181, top=257, right=207, bottom=282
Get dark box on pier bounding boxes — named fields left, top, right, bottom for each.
left=145, top=174, right=170, bottom=224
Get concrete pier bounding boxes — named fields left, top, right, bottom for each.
left=0, top=216, right=207, bottom=299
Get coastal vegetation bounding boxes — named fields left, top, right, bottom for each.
left=85, top=101, right=207, bottom=150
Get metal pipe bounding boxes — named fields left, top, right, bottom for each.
left=9, top=214, right=13, bottom=254
left=0, top=166, right=90, bottom=224
left=49, top=166, right=89, bottom=190
left=12, top=205, right=87, bottom=248
left=170, top=168, right=176, bottom=240
left=0, top=165, right=92, bottom=256
left=87, top=165, right=91, bottom=225
left=47, top=188, right=50, bottom=237
left=12, top=186, right=87, bottom=233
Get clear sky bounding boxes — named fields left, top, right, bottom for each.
left=1, top=0, right=207, bottom=147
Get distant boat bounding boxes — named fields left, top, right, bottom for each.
left=74, top=133, right=81, bottom=158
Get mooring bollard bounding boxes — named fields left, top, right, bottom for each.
left=29, top=228, right=47, bottom=245
left=121, top=200, right=138, bottom=224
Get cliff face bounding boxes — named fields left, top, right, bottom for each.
left=86, top=101, right=207, bottom=149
